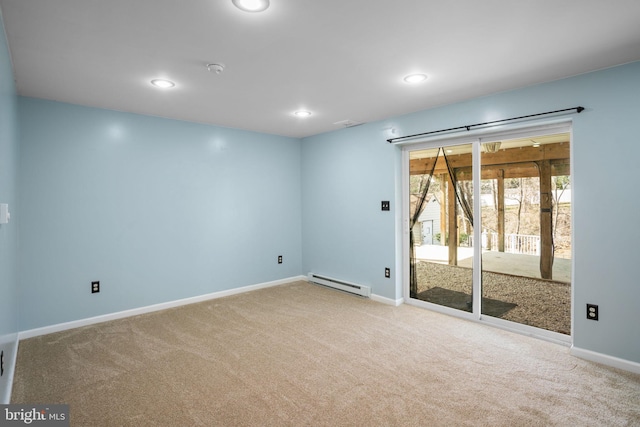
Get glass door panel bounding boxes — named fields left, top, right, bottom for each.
left=479, top=134, right=571, bottom=334
left=409, top=143, right=475, bottom=312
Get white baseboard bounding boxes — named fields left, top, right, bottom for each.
left=371, top=293, right=404, bottom=306
left=19, top=276, right=306, bottom=340
left=0, top=333, right=19, bottom=404
left=571, top=345, right=640, bottom=375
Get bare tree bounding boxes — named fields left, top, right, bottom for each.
left=514, top=178, right=524, bottom=235
left=552, top=175, right=570, bottom=240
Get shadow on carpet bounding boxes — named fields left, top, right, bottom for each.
left=417, top=287, right=517, bottom=317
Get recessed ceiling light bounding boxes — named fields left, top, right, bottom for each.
left=232, top=0, right=270, bottom=12
left=151, top=79, right=175, bottom=89
left=404, top=74, right=428, bottom=84
left=294, top=110, right=312, bottom=118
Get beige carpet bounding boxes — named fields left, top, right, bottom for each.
left=12, top=281, right=640, bottom=426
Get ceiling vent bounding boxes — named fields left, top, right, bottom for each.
left=333, top=119, right=364, bottom=128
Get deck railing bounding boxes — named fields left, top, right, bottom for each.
left=469, top=232, right=540, bottom=255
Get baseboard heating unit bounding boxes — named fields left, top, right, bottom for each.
left=307, top=273, right=371, bottom=298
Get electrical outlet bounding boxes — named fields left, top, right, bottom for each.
left=381, top=201, right=390, bottom=211
left=385, top=267, right=391, bottom=278
left=586, top=304, right=598, bottom=320
left=1, top=350, right=4, bottom=376
left=278, top=255, right=283, bottom=264
left=91, top=281, right=100, bottom=293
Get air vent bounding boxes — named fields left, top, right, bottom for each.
left=333, top=119, right=364, bottom=128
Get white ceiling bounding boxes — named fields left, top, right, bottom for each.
left=2, top=0, right=640, bottom=139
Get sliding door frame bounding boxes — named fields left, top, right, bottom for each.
left=401, top=119, right=574, bottom=345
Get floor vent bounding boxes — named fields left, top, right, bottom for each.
left=307, top=273, right=371, bottom=297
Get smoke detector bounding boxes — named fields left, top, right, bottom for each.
left=207, top=63, right=225, bottom=74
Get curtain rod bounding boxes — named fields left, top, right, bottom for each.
left=387, top=106, right=585, bottom=144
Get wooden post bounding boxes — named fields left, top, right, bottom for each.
left=538, top=160, right=553, bottom=279
left=448, top=174, right=458, bottom=266
left=497, top=169, right=505, bottom=252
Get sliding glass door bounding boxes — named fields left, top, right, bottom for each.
left=479, top=133, right=571, bottom=334
left=408, top=142, right=475, bottom=313
left=405, top=125, right=572, bottom=338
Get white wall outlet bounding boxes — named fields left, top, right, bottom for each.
left=0, top=204, right=9, bottom=224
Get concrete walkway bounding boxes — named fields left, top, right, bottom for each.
left=415, top=244, right=571, bottom=283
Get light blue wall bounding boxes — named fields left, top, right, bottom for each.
left=18, top=98, right=302, bottom=330
left=301, top=125, right=399, bottom=298
left=302, top=61, right=640, bottom=364
left=0, top=8, right=19, bottom=403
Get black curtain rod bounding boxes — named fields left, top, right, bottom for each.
left=387, top=106, right=585, bottom=143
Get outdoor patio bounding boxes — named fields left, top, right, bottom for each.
left=415, top=244, right=571, bottom=283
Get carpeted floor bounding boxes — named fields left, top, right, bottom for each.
left=11, top=281, right=640, bottom=426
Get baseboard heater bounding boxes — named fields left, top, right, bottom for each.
left=307, top=273, right=371, bottom=298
